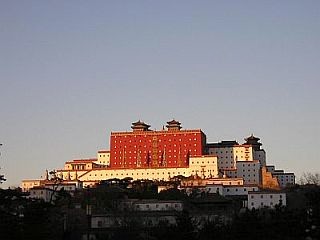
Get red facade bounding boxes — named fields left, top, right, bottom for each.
left=109, top=120, right=206, bottom=169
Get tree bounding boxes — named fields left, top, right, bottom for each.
left=0, top=143, right=6, bottom=184
left=175, top=210, right=197, bottom=240
left=299, top=172, right=320, bottom=185
left=0, top=174, right=5, bottom=184
left=48, top=170, right=63, bottom=203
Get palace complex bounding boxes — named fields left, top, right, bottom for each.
left=21, top=119, right=295, bottom=208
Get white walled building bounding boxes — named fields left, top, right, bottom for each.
left=120, top=199, right=184, bottom=212
left=21, top=179, right=42, bottom=192
left=207, top=141, right=254, bottom=170
left=21, top=179, right=83, bottom=193
left=223, top=185, right=259, bottom=196
left=180, top=177, right=244, bottom=188
left=96, top=150, right=110, bottom=166
left=56, top=155, right=219, bottom=183
left=44, top=181, right=82, bottom=193
left=247, top=191, right=286, bottom=210
left=224, top=161, right=260, bottom=185
left=29, top=187, right=56, bottom=202
left=91, top=212, right=178, bottom=229
left=207, top=135, right=266, bottom=170
left=180, top=182, right=258, bottom=197
left=266, top=166, right=295, bottom=187
left=91, top=199, right=183, bottom=229
left=198, top=184, right=258, bottom=197
left=273, top=172, right=295, bottom=188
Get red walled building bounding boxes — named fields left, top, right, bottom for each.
left=109, top=120, right=207, bottom=169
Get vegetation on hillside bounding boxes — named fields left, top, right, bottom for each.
left=0, top=179, right=319, bottom=240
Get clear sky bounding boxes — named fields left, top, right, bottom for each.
left=1, top=1, right=319, bottom=188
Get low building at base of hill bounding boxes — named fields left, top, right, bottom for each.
left=28, top=187, right=57, bottom=202
left=22, top=178, right=83, bottom=195
left=246, top=191, right=286, bottom=210
left=119, top=199, right=184, bottom=212
left=90, top=196, right=233, bottom=230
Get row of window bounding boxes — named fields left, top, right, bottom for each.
left=242, top=169, right=256, bottom=172
left=113, top=161, right=186, bottom=165
left=251, top=194, right=283, bottom=199
left=114, top=155, right=189, bottom=161
left=88, top=171, right=188, bottom=177
left=210, top=150, right=250, bottom=154
left=114, top=133, right=198, bottom=138
left=114, top=138, right=198, bottom=144
left=225, top=188, right=252, bottom=192
left=114, top=148, right=194, bottom=154
left=136, top=203, right=180, bottom=209
left=114, top=144, right=198, bottom=149
left=242, top=174, right=256, bottom=178
left=191, top=161, right=215, bottom=165
left=86, top=168, right=217, bottom=178
left=251, top=202, right=274, bottom=207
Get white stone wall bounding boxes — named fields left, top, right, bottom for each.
left=207, top=145, right=254, bottom=171
left=206, top=178, right=244, bottom=186
left=208, top=146, right=236, bottom=170
left=248, top=192, right=286, bottom=209
left=91, top=214, right=177, bottom=228
left=266, top=165, right=275, bottom=173
left=64, top=155, right=219, bottom=182
left=223, top=186, right=258, bottom=196
left=204, top=185, right=258, bottom=196
left=97, top=151, right=110, bottom=166
left=204, top=185, right=224, bottom=195
left=273, top=173, right=295, bottom=187
left=57, top=170, right=87, bottom=181
left=21, top=180, right=41, bottom=192
left=234, top=161, right=260, bottom=185
left=133, top=201, right=183, bottom=211
left=254, top=149, right=266, bottom=167
left=233, top=146, right=253, bottom=162
left=29, top=188, right=56, bottom=202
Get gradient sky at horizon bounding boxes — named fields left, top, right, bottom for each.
left=1, top=1, right=319, bottom=188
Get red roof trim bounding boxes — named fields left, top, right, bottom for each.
left=98, top=150, right=110, bottom=153
left=65, top=159, right=97, bottom=164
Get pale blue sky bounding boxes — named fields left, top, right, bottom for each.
left=1, top=1, right=319, bottom=188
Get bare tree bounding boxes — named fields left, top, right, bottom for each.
left=0, top=174, right=5, bottom=184
left=0, top=143, right=6, bottom=184
left=48, top=170, right=63, bottom=203
left=299, top=172, right=320, bottom=185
